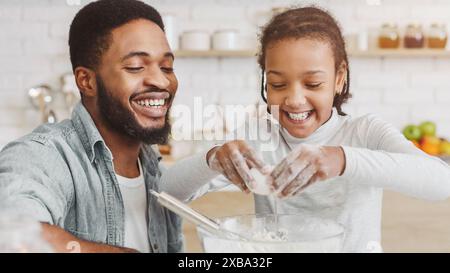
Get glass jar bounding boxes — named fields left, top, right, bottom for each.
left=404, top=24, right=425, bottom=48
left=378, top=23, right=400, bottom=49
left=427, top=23, right=447, bottom=49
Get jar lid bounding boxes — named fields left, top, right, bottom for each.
left=430, top=23, right=446, bottom=28
left=381, top=23, right=398, bottom=28
left=407, top=23, right=423, bottom=28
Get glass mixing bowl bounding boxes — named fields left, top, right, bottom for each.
left=197, top=214, right=345, bottom=253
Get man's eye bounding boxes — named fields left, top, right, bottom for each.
left=305, top=83, right=322, bottom=89
left=125, top=67, right=144, bottom=72
left=161, top=67, right=174, bottom=73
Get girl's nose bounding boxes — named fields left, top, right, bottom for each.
left=285, top=84, right=307, bottom=107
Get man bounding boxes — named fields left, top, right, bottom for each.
left=0, top=0, right=185, bottom=253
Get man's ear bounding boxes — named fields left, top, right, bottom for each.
left=74, top=67, right=97, bottom=98
left=335, top=61, right=348, bottom=95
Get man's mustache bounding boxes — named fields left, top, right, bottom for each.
left=130, top=87, right=172, bottom=101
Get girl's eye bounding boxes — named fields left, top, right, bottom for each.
left=161, top=67, right=174, bottom=73
left=269, top=83, right=286, bottom=89
left=305, top=83, right=323, bottom=89
left=125, top=67, right=144, bottom=73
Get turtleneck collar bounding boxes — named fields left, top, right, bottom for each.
left=277, top=107, right=341, bottom=145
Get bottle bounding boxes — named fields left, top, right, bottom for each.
left=162, top=14, right=179, bottom=51
left=358, top=30, right=369, bottom=51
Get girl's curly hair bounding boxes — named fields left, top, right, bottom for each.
left=258, top=6, right=351, bottom=115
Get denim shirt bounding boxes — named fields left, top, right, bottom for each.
left=0, top=103, right=183, bottom=253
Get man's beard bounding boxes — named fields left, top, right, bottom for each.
left=96, top=76, right=171, bottom=145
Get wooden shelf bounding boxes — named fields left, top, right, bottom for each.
left=174, top=49, right=257, bottom=58
left=175, top=49, right=450, bottom=58
left=349, top=48, right=450, bottom=58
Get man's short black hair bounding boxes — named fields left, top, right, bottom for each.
left=69, top=0, right=165, bottom=72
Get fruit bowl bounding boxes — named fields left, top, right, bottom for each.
left=438, top=155, right=450, bottom=165
left=402, top=121, right=450, bottom=157
left=197, top=214, right=345, bottom=253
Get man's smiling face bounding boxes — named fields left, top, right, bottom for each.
left=95, top=19, right=177, bottom=144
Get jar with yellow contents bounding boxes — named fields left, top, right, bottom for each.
left=378, top=23, right=400, bottom=49
left=427, top=23, right=447, bottom=49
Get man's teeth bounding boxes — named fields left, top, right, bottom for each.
left=288, top=111, right=311, bottom=121
left=136, top=99, right=166, bottom=107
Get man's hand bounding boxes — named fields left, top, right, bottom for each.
left=41, top=223, right=138, bottom=253
left=206, top=140, right=270, bottom=193
left=270, top=144, right=346, bottom=198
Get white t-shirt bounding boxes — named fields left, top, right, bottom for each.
left=161, top=107, right=450, bottom=252
left=116, top=159, right=150, bottom=253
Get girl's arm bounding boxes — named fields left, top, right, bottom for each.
left=159, top=148, right=223, bottom=202
left=159, top=142, right=266, bottom=202
left=341, top=115, right=450, bottom=201
left=160, top=139, right=269, bottom=203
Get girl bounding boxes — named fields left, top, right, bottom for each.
left=161, top=7, right=450, bottom=252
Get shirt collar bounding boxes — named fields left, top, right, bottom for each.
left=265, top=107, right=341, bottom=145
left=71, top=102, right=163, bottom=165
left=71, top=102, right=109, bottom=163
left=280, top=107, right=340, bottom=145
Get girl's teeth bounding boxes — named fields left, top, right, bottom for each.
left=288, top=111, right=311, bottom=121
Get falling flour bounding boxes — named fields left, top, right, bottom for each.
left=248, top=168, right=272, bottom=195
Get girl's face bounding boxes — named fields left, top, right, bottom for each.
left=265, top=38, right=346, bottom=138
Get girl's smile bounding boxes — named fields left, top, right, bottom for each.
left=283, top=109, right=315, bottom=125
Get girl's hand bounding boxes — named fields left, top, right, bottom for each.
left=206, top=140, right=270, bottom=193
left=270, top=144, right=346, bottom=198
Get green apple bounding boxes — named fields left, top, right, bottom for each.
left=403, top=124, right=422, bottom=141
left=419, top=121, right=436, bottom=137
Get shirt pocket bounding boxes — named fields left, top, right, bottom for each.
left=167, top=235, right=184, bottom=253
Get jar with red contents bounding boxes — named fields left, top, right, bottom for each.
left=404, top=24, right=425, bottom=48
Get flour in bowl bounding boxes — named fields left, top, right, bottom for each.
left=252, top=228, right=289, bottom=242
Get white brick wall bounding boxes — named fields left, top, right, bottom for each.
left=0, top=0, right=449, bottom=149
